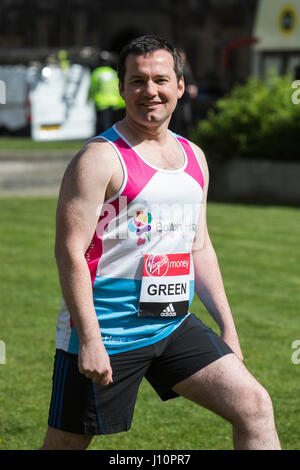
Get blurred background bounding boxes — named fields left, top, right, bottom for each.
left=0, top=0, right=300, bottom=451
left=0, top=0, right=300, bottom=203
left=0, top=0, right=261, bottom=141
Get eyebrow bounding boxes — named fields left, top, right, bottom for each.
left=128, top=73, right=171, bottom=80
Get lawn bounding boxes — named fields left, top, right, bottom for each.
left=0, top=198, right=299, bottom=450
left=0, top=137, right=86, bottom=153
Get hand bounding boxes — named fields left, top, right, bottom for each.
left=78, top=338, right=113, bottom=386
left=222, top=332, right=244, bottom=362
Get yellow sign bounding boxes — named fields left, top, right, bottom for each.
left=40, top=124, right=61, bottom=131
left=279, top=5, right=297, bottom=35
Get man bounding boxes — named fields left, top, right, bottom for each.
left=88, top=51, right=125, bottom=133
left=170, top=47, right=198, bottom=135
left=41, top=35, right=281, bottom=450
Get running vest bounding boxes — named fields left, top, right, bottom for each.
left=56, top=125, right=204, bottom=355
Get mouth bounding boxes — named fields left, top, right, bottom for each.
left=140, top=102, right=163, bottom=108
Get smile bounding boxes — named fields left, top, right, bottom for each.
left=141, top=102, right=163, bottom=108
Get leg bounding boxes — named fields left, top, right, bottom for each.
left=40, top=426, right=93, bottom=450
left=172, top=354, right=281, bottom=450
left=43, top=348, right=154, bottom=450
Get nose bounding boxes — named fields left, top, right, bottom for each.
left=144, top=80, right=157, bottom=97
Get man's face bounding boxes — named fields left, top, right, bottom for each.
left=119, top=49, right=184, bottom=127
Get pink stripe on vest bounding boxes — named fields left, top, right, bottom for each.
left=85, top=138, right=157, bottom=286
left=177, top=137, right=204, bottom=189
left=114, top=137, right=157, bottom=203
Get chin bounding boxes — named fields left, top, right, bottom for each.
left=144, top=111, right=167, bottom=123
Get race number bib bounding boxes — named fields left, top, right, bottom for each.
left=138, top=253, right=190, bottom=318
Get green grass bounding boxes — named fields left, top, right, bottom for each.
left=0, top=137, right=86, bottom=152
left=0, top=198, right=299, bottom=450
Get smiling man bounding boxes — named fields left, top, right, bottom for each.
left=41, top=35, right=281, bottom=450
left=119, top=48, right=184, bottom=125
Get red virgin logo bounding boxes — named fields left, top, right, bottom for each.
left=145, top=254, right=169, bottom=277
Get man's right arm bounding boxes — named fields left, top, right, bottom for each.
left=55, top=140, right=115, bottom=385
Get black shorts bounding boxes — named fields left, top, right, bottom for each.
left=47, top=314, right=232, bottom=435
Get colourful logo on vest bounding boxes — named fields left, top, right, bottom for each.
left=128, top=210, right=152, bottom=245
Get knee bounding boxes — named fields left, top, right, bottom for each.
left=249, top=385, right=273, bottom=418
left=233, top=383, right=274, bottom=427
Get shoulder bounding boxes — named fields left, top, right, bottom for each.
left=186, top=139, right=209, bottom=184
left=175, top=132, right=207, bottom=172
left=60, top=138, right=121, bottom=198
left=66, top=138, right=120, bottom=179
left=79, top=136, right=119, bottom=163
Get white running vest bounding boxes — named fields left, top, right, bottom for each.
left=56, top=125, right=204, bottom=355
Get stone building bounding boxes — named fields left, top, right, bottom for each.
left=0, top=0, right=258, bottom=92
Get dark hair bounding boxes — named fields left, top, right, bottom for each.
left=117, top=35, right=184, bottom=87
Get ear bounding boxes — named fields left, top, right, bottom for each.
left=177, top=77, right=185, bottom=99
left=119, top=81, right=125, bottom=100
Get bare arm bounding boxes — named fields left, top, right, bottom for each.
left=191, top=144, right=243, bottom=360
left=55, top=140, right=116, bottom=384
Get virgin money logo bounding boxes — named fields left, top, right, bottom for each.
left=145, top=254, right=169, bottom=277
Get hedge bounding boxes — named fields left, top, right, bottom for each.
left=191, top=75, right=300, bottom=161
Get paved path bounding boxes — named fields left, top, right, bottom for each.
left=0, top=151, right=74, bottom=196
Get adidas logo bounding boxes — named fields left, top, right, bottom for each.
left=160, top=303, right=176, bottom=317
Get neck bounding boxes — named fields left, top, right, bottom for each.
left=118, top=114, right=171, bottom=144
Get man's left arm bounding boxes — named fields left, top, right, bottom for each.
left=191, top=143, right=243, bottom=361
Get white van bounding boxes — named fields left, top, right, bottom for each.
left=30, top=63, right=96, bottom=141
left=0, top=65, right=30, bottom=133
left=0, top=62, right=96, bottom=141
